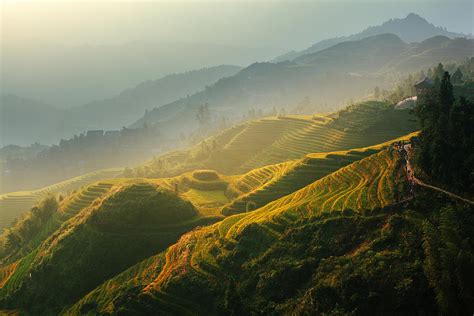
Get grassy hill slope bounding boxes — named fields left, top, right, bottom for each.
left=66, top=148, right=426, bottom=314
left=68, top=143, right=474, bottom=315
left=223, top=147, right=381, bottom=216
left=0, top=181, right=221, bottom=313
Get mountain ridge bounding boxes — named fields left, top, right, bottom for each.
left=0, top=65, right=241, bottom=146
left=133, top=34, right=472, bottom=136
left=273, top=13, right=472, bottom=62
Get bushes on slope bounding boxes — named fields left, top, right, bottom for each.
left=0, top=196, right=58, bottom=261
left=2, top=185, right=202, bottom=313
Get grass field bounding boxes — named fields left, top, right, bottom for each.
left=0, top=169, right=121, bottom=232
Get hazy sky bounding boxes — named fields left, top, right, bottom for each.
left=2, top=0, right=473, bottom=51
left=1, top=0, right=472, bottom=107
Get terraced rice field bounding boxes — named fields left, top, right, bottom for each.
left=222, top=132, right=417, bottom=216
left=67, top=148, right=405, bottom=314
left=0, top=169, right=121, bottom=231
left=140, top=102, right=416, bottom=180
left=59, top=179, right=126, bottom=218
left=223, top=147, right=380, bottom=215
left=205, top=117, right=314, bottom=173
left=177, top=150, right=400, bottom=276
left=224, top=150, right=397, bottom=258
left=202, top=111, right=414, bottom=175
left=239, top=118, right=409, bottom=171
left=224, top=149, right=400, bottom=239
left=0, top=261, right=18, bottom=288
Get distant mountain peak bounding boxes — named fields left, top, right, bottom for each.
left=273, top=13, right=469, bottom=63
left=405, top=12, right=427, bottom=21
left=373, top=13, right=432, bottom=30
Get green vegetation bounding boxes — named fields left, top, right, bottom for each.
left=422, top=204, right=474, bottom=314
left=2, top=89, right=472, bottom=314
left=223, top=148, right=378, bottom=216
left=0, top=168, right=120, bottom=232
left=414, top=70, right=474, bottom=194
left=0, top=181, right=222, bottom=313
left=0, top=197, right=58, bottom=261
left=65, top=148, right=474, bottom=315
left=135, top=101, right=417, bottom=179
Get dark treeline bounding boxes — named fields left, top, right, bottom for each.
left=422, top=203, right=474, bottom=314
left=414, top=66, right=474, bottom=194
left=1, top=125, right=163, bottom=193
left=385, top=58, right=474, bottom=104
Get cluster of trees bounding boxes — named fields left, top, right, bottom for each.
left=422, top=204, right=474, bottom=314
left=414, top=70, right=474, bottom=193
left=379, top=58, right=473, bottom=104
left=2, top=124, right=163, bottom=193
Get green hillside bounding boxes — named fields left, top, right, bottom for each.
left=0, top=131, right=411, bottom=314
left=137, top=101, right=417, bottom=178
left=0, top=168, right=121, bottom=232
left=3, top=94, right=470, bottom=314
left=2, top=131, right=472, bottom=314
left=0, top=181, right=221, bottom=313
left=66, top=145, right=474, bottom=315
left=63, top=147, right=433, bottom=315
left=223, top=148, right=379, bottom=216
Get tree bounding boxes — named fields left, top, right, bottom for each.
left=278, top=107, right=287, bottom=117
left=433, top=63, right=445, bottom=80
left=196, top=103, right=211, bottom=127
left=422, top=206, right=474, bottom=314
left=414, top=70, right=474, bottom=191
left=123, top=167, right=134, bottom=177
left=452, top=68, right=463, bottom=84
left=427, top=68, right=433, bottom=79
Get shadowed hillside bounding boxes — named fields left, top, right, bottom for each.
left=0, top=181, right=221, bottom=312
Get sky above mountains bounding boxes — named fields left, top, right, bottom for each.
left=2, top=0, right=472, bottom=51
left=1, top=0, right=472, bottom=107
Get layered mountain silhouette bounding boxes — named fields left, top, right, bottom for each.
left=273, top=13, right=471, bottom=62
left=0, top=65, right=241, bottom=146
left=133, top=34, right=473, bottom=136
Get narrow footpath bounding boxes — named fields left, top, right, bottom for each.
left=394, top=141, right=474, bottom=206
